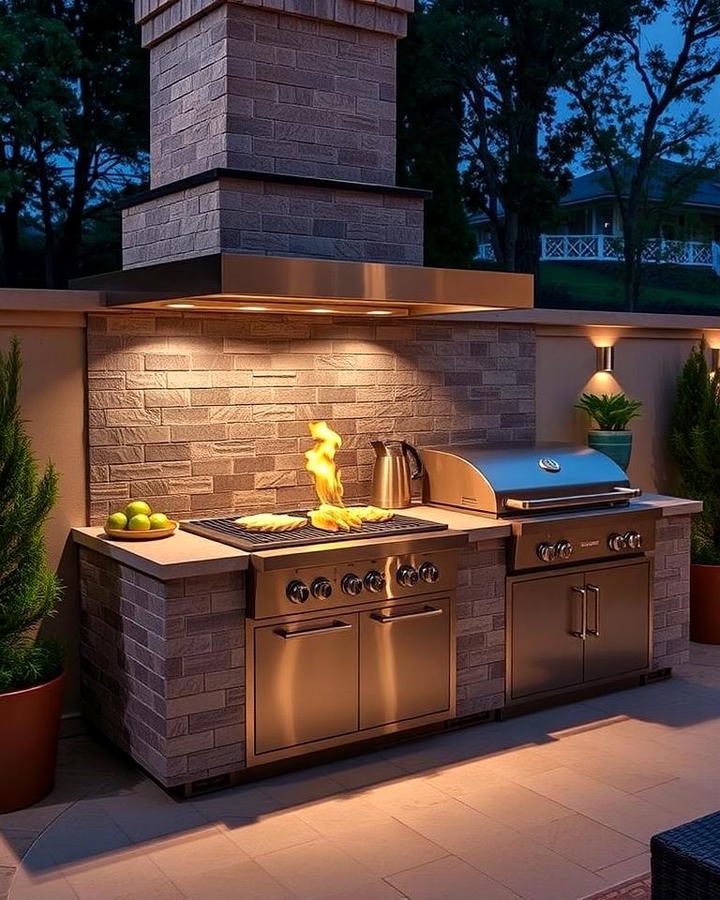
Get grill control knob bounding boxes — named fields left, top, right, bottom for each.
left=555, top=540, right=574, bottom=561
left=286, top=580, right=310, bottom=604
left=537, top=543, right=557, bottom=563
left=364, top=570, right=386, bottom=593
left=311, top=578, right=333, bottom=600
left=625, top=531, right=643, bottom=550
left=341, top=573, right=364, bottom=596
left=608, top=533, right=628, bottom=552
left=397, top=565, right=420, bottom=587
left=419, top=562, right=440, bottom=583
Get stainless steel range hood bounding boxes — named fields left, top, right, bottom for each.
left=70, top=252, right=534, bottom=317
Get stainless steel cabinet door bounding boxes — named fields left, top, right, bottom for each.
left=510, top=574, right=585, bottom=700
left=583, top=562, right=650, bottom=683
left=254, top=616, right=359, bottom=755
left=360, top=599, right=451, bottom=730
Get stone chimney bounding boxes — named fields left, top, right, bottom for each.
left=122, top=0, right=426, bottom=269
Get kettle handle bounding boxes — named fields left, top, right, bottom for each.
left=402, top=441, right=423, bottom=480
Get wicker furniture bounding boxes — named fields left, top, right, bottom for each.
left=651, top=811, right=720, bottom=899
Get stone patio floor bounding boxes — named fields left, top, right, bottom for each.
left=2, top=643, right=720, bottom=900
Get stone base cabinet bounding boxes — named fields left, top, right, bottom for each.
left=77, top=514, right=691, bottom=794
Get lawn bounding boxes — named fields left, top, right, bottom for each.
left=538, top=261, right=720, bottom=314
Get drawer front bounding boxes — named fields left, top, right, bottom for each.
left=254, top=615, right=359, bottom=755
left=360, top=598, right=452, bottom=730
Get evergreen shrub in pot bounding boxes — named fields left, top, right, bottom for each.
left=575, top=392, right=642, bottom=470
left=670, top=341, right=720, bottom=643
left=0, top=338, right=64, bottom=812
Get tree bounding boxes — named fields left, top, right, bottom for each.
left=0, top=2, right=78, bottom=286
left=0, top=336, right=63, bottom=693
left=569, top=0, right=720, bottom=310
left=0, top=0, right=148, bottom=288
left=430, top=0, right=651, bottom=277
left=397, top=2, right=477, bottom=268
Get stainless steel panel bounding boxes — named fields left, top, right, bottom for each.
left=360, top=598, right=452, bottom=729
left=252, top=547, right=459, bottom=619
left=510, top=511, right=656, bottom=572
left=510, top=574, right=585, bottom=699
left=583, top=561, right=650, bottom=682
left=72, top=252, right=534, bottom=313
left=253, top=614, right=359, bottom=755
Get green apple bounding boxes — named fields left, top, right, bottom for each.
left=106, top=512, right=128, bottom=531
left=125, top=500, right=152, bottom=519
left=149, top=513, right=170, bottom=530
left=127, top=514, right=151, bottom=531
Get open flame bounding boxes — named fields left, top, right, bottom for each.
left=303, top=421, right=394, bottom=532
left=304, top=420, right=344, bottom=507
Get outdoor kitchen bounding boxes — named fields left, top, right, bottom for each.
left=1, top=0, right=715, bottom=897
left=58, top=0, right=698, bottom=797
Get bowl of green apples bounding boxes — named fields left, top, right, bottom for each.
left=104, top=501, right=177, bottom=540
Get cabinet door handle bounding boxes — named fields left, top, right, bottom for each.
left=571, top=587, right=587, bottom=640
left=586, top=584, right=600, bottom=637
left=371, top=606, right=443, bottom=624
left=277, top=621, right=353, bottom=640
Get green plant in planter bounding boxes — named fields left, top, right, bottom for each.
left=669, top=340, right=720, bottom=565
left=575, top=393, right=643, bottom=431
left=0, top=337, right=63, bottom=693
left=575, top=392, right=642, bottom=470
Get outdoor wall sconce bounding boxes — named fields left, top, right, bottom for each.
left=712, top=348, right=720, bottom=375
left=596, top=346, right=615, bottom=373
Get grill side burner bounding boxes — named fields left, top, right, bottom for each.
left=181, top=512, right=447, bottom=552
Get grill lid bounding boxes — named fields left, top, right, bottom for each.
left=421, top=443, right=640, bottom=517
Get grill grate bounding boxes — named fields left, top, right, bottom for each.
left=181, top=511, right=447, bottom=551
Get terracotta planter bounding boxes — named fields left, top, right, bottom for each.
left=690, top=564, right=720, bottom=644
left=0, top=672, right=64, bottom=813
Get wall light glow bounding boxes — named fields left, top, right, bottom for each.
left=368, top=310, right=393, bottom=316
left=308, top=308, right=335, bottom=314
left=236, top=305, right=269, bottom=312
left=167, top=303, right=196, bottom=309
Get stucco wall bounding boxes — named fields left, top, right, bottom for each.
left=0, top=315, right=88, bottom=717
left=535, top=327, right=704, bottom=493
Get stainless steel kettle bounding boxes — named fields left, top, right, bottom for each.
left=370, top=440, right=423, bottom=509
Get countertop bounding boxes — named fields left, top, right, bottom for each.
left=71, top=526, right=250, bottom=581
left=72, top=493, right=699, bottom=580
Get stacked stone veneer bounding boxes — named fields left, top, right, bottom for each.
left=122, top=176, right=424, bottom=268
left=86, top=313, right=536, bottom=523
left=652, top=515, right=691, bottom=670
left=143, top=3, right=402, bottom=188
left=456, top=539, right=506, bottom=717
left=78, top=548, right=246, bottom=787
left=122, top=0, right=424, bottom=267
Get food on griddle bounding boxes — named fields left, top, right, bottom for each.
left=308, top=505, right=362, bottom=532
left=306, top=504, right=394, bottom=532
left=346, top=506, right=395, bottom=523
left=234, top=514, right=307, bottom=533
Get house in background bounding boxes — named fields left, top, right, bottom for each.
left=471, top=159, right=720, bottom=273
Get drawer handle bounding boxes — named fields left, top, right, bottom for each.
left=371, top=606, right=443, bottom=624
left=586, top=584, right=600, bottom=637
left=277, top=621, right=353, bottom=640
left=571, top=586, right=587, bottom=640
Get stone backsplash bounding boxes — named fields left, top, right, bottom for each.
left=87, top=313, right=536, bottom=523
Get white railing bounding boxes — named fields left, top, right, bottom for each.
left=476, top=235, right=714, bottom=267
left=712, top=242, right=720, bottom=276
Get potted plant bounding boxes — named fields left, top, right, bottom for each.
left=670, top=340, right=720, bottom=643
left=575, top=392, right=643, bottom=470
left=0, top=337, right=64, bottom=813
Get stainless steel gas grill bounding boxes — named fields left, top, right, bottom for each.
left=421, top=443, right=641, bottom=518
left=421, top=442, right=657, bottom=708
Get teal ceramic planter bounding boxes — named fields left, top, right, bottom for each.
left=587, top=430, right=633, bottom=471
